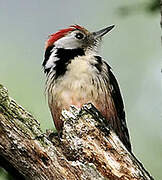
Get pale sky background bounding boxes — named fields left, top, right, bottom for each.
left=0, top=0, right=162, bottom=179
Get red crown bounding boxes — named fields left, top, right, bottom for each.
left=46, top=25, right=84, bottom=48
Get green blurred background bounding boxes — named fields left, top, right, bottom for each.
left=0, top=0, right=161, bottom=179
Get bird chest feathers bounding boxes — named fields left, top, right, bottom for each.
left=48, top=55, right=101, bottom=108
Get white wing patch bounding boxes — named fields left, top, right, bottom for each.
left=45, top=47, right=58, bottom=70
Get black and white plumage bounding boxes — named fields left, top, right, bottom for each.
left=42, top=25, right=132, bottom=152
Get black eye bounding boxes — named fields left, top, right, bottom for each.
left=75, top=33, right=84, bottom=39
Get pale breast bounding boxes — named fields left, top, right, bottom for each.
left=49, top=55, right=100, bottom=109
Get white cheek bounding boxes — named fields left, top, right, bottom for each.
left=54, top=36, right=81, bottom=49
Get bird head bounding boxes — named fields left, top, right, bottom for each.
left=43, top=25, right=115, bottom=76
left=45, top=24, right=115, bottom=52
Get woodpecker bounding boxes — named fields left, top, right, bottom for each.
left=42, top=25, right=131, bottom=152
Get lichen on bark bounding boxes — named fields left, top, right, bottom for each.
left=0, top=84, right=154, bottom=180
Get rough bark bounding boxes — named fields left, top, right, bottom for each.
left=0, top=84, right=154, bottom=180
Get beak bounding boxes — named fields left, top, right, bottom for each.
left=92, top=25, right=115, bottom=39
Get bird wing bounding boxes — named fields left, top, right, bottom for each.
left=103, top=60, right=132, bottom=152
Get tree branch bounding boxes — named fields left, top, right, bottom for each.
left=0, top=84, right=154, bottom=180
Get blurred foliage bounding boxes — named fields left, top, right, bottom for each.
left=0, top=169, right=13, bottom=180
left=118, top=0, right=160, bottom=16
left=147, top=0, right=160, bottom=13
